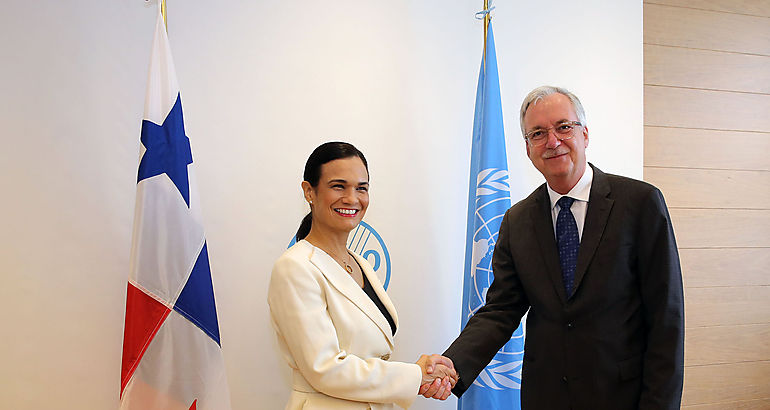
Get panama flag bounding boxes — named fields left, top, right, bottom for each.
left=120, top=8, right=231, bottom=410
left=459, top=22, right=524, bottom=410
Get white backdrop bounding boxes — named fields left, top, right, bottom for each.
left=0, top=1, right=641, bottom=409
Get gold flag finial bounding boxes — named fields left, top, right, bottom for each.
left=161, top=0, right=167, bottom=32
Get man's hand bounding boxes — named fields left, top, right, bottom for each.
left=416, top=354, right=458, bottom=401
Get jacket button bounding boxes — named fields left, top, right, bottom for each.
left=562, top=376, right=568, bottom=383
left=567, top=323, right=573, bottom=329
left=380, top=354, right=390, bottom=361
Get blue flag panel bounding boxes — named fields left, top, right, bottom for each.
left=174, top=242, right=222, bottom=345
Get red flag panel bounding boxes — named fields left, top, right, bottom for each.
left=121, top=282, right=171, bottom=396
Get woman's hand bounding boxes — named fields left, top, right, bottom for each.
left=416, top=354, right=457, bottom=400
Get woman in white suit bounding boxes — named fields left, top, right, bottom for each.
left=268, top=142, right=455, bottom=409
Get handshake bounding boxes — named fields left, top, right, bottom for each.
left=416, top=354, right=458, bottom=401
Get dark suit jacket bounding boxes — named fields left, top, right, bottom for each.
left=444, top=164, right=684, bottom=410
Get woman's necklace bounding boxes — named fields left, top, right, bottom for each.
left=305, top=236, right=354, bottom=275
left=341, top=257, right=353, bottom=274
left=328, top=248, right=353, bottom=274
left=342, top=252, right=353, bottom=275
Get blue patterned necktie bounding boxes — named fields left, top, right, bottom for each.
left=556, top=196, right=579, bottom=296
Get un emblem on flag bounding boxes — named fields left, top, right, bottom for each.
left=289, top=221, right=392, bottom=290
left=468, top=168, right=525, bottom=390
left=468, top=168, right=511, bottom=314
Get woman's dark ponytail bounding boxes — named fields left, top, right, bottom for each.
left=294, top=141, right=368, bottom=243
left=295, top=211, right=313, bottom=242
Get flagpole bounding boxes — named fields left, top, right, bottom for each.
left=161, top=0, right=167, bottom=32
left=483, top=0, right=489, bottom=61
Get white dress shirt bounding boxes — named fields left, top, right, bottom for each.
left=547, top=165, right=594, bottom=240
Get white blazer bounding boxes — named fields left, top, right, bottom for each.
left=268, top=240, right=422, bottom=410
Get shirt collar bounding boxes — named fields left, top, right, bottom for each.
left=547, top=164, right=593, bottom=210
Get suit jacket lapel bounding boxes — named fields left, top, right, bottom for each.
left=308, top=245, right=395, bottom=348
left=573, top=164, right=614, bottom=296
left=532, top=185, right=569, bottom=304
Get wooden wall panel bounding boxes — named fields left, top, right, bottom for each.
left=682, top=361, right=770, bottom=406
left=644, top=86, right=770, bottom=131
left=644, top=44, right=770, bottom=93
left=642, top=1, right=769, bottom=406
left=644, top=127, right=770, bottom=171
left=685, top=324, right=770, bottom=366
left=646, top=0, right=770, bottom=17
left=680, top=248, right=770, bottom=288
left=670, top=209, right=770, bottom=248
left=684, top=287, right=770, bottom=327
left=683, top=398, right=770, bottom=410
left=645, top=168, right=770, bottom=209
left=644, top=4, right=770, bottom=55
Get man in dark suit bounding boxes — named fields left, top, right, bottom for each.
left=423, top=86, right=684, bottom=409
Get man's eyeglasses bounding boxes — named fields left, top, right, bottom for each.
left=524, top=121, right=583, bottom=147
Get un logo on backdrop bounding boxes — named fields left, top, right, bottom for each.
left=289, top=221, right=391, bottom=290
left=469, top=168, right=525, bottom=390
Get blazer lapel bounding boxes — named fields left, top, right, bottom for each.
left=572, top=165, right=614, bottom=296
left=308, top=245, right=395, bottom=348
left=353, top=251, right=397, bottom=344
left=531, top=185, right=569, bottom=304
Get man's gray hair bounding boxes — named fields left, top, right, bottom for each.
left=519, top=86, right=587, bottom=137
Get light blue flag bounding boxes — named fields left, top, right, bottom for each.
left=459, top=22, right=524, bottom=410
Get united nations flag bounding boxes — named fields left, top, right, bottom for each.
left=459, top=21, right=524, bottom=410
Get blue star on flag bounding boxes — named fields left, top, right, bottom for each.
left=138, top=93, right=193, bottom=206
